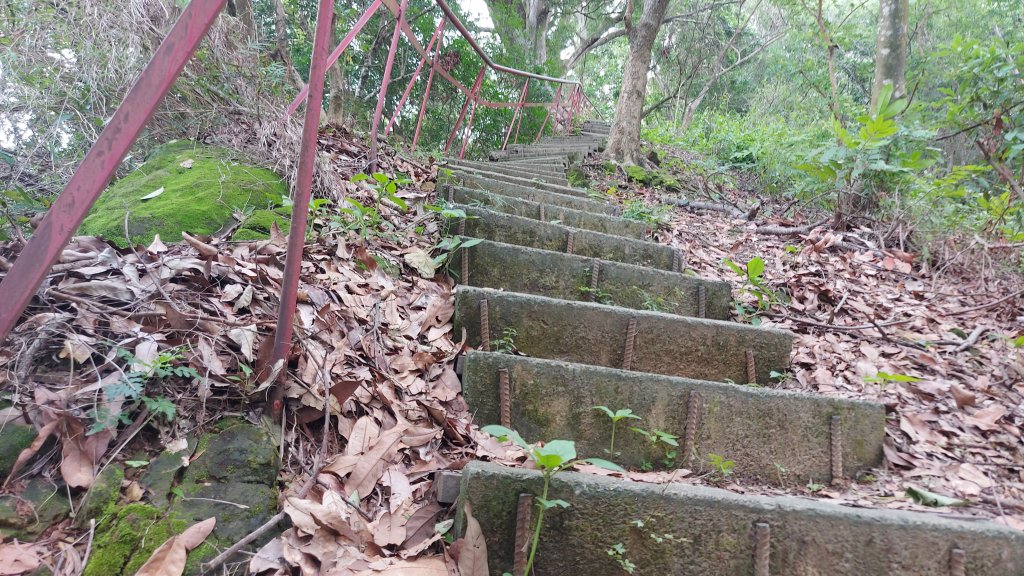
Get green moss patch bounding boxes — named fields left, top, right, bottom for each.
left=79, top=141, right=291, bottom=247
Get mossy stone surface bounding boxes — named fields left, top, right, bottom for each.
left=0, top=478, right=71, bottom=539
left=79, top=141, right=291, bottom=247
left=0, top=421, right=37, bottom=478
left=83, top=503, right=184, bottom=576
left=75, top=465, right=124, bottom=528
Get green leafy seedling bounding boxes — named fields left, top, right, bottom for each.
left=483, top=425, right=624, bottom=576
left=593, top=406, right=641, bottom=456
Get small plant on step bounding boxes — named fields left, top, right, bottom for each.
left=492, top=327, right=520, bottom=355
left=432, top=235, right=482, bottom=277
left=629, top=426, right=680, bottom=470
left=483, top=426, right=624, bottom=576
left=606, top=542, right=636, bottom=574
left=621, top=199, right=671, bottom=226
left=578, top=285, right=615, bottom=305
left=593, top=406, right=641, bottom=457
left=862, top=371, right=922, bottom=391
left=706, top=453, right=736, bottom=482
left=721, top=256, right=782, bottom=324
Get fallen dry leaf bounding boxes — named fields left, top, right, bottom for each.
left=0, top=542, right=42, bottom=575
left=135, top=517, right=216, bottom=576
left=454, top=502, right=488, bottom=576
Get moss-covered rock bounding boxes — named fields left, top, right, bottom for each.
left=0, top=420, right=37, bottom=478
left=75, top=465, right=124, bottom=528
left=79, top=141, right=291, bottom=247
left=0, top=478, right=71, bottom=539
left=83, top=503, right=184, bottom=576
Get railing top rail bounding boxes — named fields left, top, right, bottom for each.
left=430, top=0, right=581, bottom=87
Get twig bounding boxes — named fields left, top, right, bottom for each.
left=948, top=287, right=1024, bottom=316
left=954, top=325, right=989, bottom=353
left=772, top=313, right=912, bottom=332
left=755, top=218, right=829, bottom=236
left=661, top=195, right=745, bottom=218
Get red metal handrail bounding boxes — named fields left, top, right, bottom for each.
left=0, top=0, right=603, bottom=411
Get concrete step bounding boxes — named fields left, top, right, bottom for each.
left=448, top=189, right=647, bottom=239
left=451, top=207, right=677, bottom=270
left=453, top=286, right=792, bottom=385
left=458, top=462, right=1024, bottom=576
left=449, top=165, right=592, bottom=199
left=444, top=177, right=615, bottom=216
left=446, top=160, right=570, bottom=187
left=495, top=156, right=568, bottom=166
left=462, top=352, right=884, bottom=484
left=451, top=240, right=729, bottom=319
left=450, top=158, right=567, bottom=179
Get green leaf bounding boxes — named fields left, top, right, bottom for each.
left=532, top=440, right=576, bottom=470
left=580, top=458, right=626, bottom=473
left=481, top=424, right=530, bottom=451
left=592, top=405, right=614, bottom=418
left=351, top=173, right=370, bottom=183
left=125, top=460, right=149, bottom=468
left=905, top=485, right=969, bottom=507
left=745, top=257, right=765, bottom=281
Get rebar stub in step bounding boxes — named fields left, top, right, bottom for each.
left=682, top=390, right=701, bottom=467
left=753, top=522, right=771, bottom=576
left=498, top=368, right=511, bottom=428
left=622, top=317, right=638, bottom=370
left=458, top=218, right=466, bottom=237
left=746, top=349, right=757, bottom=384
left=830, top=414, right=843, bottom=484
left=513, top=493, right=533, bottom=576
left=589, top=260, right=601, bottom=301
left=566, top=231, right=575, bottom=254
left=479, top=299, right=490, bottom=352
left=698, top=285, right=707, bottom=318
left=949, top=548, right=966, bottom=576
left=461, top=244, right=470, bottom=284
left=539, top=204, right=546, bottom=221
left=672, top=249, right=683, bottom=273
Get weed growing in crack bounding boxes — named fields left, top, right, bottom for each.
left=89, top=347, right=196, bottom=434
left=707, top=453, right=736, bottom=481
left=629, top=427, right=680, bottom=470
left=483, top=426, right=623, bottom=576
left=491, top=327, right=520, bottom=355
left=593, top=406, right=641, bottom=457
left=606, top=542, right=636, bottom=574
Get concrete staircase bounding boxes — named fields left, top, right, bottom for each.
left=441, top=120, right=1024, bottom=575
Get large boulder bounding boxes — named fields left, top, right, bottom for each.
left=79, top=141, right=291, bottom=247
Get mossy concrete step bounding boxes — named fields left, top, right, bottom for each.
left=446, top=179, right=615, bottom=216
left=453, top=157, right=568, bottom=176
left=462, top=352, right=884, bottom=484
left=449, top=165, right=593, bottom=199
left=451, top=240, right=729, bottom=319
left=458, top=462, right=1024, bottom=576
left=447, top=160, right=570, bottom=186
left=495, top=156, right=568, bottom=165
left=449, top=189, right=647, bottom=239
left=453, top=286, right=792, bottom=385
left=450, top=207, right=676, bottom=270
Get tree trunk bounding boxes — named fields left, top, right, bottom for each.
left=605, top=0, right=672, bottom=164
left=233, top=0, right=256, bottom=41
left=327, top=12, right=346, bottom=124
left=271, top=0, right=303, bottom=88
left=527, top=0, right=549, bottom=65
left=870, top=0, right=909, bottom=107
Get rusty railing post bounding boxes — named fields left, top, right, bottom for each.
left=411, top=37, right=442, bottom=151
left=502, top=79, right=529, bottom=150
left=269, top=0, right=335, bottom=417
left=458, top=67, right=487, bottom=159
left=369, top=0, right=409, bottom=171
left=0, top=0, right=228, bottom=342
left=445, top=66, right=486, bottom=154
left=384, top=17, right=446, bottom=138
left=534, top=84, right=562, bottom=144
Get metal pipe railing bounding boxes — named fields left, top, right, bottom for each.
left=0, top=0, right=604, bottom=409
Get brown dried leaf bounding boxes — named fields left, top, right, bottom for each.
left=135, top=517, right=216, bottom=576
left=0, top=542, right=41, bottom=575
left=454, top=502, right=488, bottom=576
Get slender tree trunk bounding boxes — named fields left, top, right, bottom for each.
left=327, top=12, right=347, bottom=124
left=234, top=0, right=256, bottom=40
left=871, top=0, right=909, bottom=106
left=606, top=0, right=672, bottom=164
left=272, top=0, right=303, bottom=88
left=527, top=0, right=550, bottom=65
